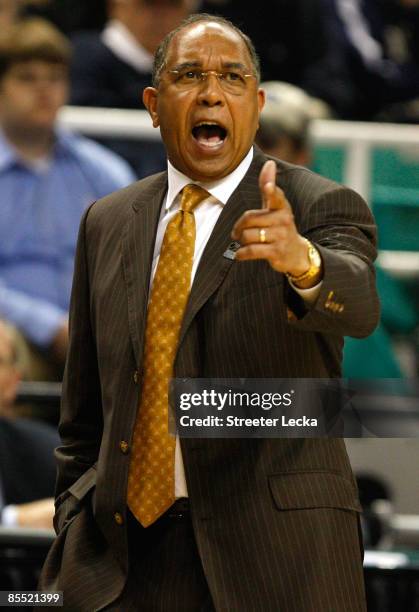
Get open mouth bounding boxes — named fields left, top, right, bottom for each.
left=192, top=122, right=227, bottom=148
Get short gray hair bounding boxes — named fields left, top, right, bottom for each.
left=152, top=13, right=261, bottom=87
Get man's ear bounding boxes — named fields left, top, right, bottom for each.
left=257, top=87, right=266, bottom=112
left=143, top=87, right=160, bottom=128
left=256, top=87, right=266, bottom=129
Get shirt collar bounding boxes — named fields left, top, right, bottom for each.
left=166, top=147, right=254, bottom=211
left=102, top=20, right=154, bottom=74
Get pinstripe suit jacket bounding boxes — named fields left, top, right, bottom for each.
left=39, top=147, right=379, bottom=611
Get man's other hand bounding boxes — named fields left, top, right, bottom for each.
left=15, top=498, right=54, bottom=529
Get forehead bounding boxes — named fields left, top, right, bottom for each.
left=167, top=22, right=251, bottom=67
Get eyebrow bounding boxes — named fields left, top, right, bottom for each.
left=171, top=61, right=202, bottom=72
left=170, top=61, right=249, bottom=72
left=222, top=62, right=248, bottom=71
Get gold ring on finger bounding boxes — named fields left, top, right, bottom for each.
left=259, top=228, right=266, bottom=243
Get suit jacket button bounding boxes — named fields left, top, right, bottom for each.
left=119, top=440, right=129, bottom=454
left=133, top=370, right=139, bottom=384
left=114, top=512, right=124, bottom=525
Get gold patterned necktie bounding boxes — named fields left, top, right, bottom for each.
left=127, top=184, right=209, bottom=527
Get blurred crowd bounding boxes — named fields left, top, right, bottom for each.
left=0, top=0, right=418, bottom=534
left=1, top=0, right=418, bottom=122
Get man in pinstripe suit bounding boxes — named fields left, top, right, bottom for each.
left=39, top=14, right=379, bottom=612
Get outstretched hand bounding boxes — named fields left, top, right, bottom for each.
left=231, top=160, right=310, bottom=279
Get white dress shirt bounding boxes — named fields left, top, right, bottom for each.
left=102, top=20, right=153, bottom=74
left=149, top=147, right=321, bottom=497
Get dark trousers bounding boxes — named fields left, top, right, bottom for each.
left=106, top=501, right=215, bottom=611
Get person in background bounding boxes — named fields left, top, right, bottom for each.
left=0, top=320, right=58, bottom=529
left=322, top=0, right=419, bottom=120
left=199, top=0, right=357, bottom=117
left=255, top=81, right=331, bottom=167
left=70, top=0, right=198, bottom=110
left=0, top=18, right=135, bottom=381
left=70, top=0, right=198, bottom=178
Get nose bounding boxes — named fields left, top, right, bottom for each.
left=196, top=73, right=224, bottom=107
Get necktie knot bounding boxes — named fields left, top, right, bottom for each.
left=180, top=184, right=209, bottom=213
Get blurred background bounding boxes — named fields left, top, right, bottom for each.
left=0, top=1, right=418, bottom=609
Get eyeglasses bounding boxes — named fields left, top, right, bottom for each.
left=167, top=68, right=256, bottom=94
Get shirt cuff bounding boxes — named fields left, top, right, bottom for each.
left=288, top=279, right=323, bottom=305
left=1, top=504, right=18, bottom=527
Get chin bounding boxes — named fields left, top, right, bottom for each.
left=190, top=169, right=225, bottom=182
left=187, top=160, right=231, bottom=182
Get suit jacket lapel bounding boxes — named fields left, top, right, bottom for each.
left=122, top=173, right=167, bottom=367
left=178, top=148, right=267, bottom=348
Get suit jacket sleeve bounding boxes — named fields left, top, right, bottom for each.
left=285, top=183, right=379, bottom=338
left=54, top=204, right=103, bottom=506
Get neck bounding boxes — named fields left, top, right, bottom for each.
left=2, top=124, right=55, bottom=162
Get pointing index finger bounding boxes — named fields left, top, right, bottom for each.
left=259, top=160, right=276, bottom=209
left=259, top=159, right=290, bottom=212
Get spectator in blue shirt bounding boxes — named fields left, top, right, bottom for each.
left=0, top=18, right=136, bottom=380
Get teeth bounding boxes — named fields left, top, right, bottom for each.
left=195, top=121, right=222, bottom=128
left=202, top=140, right=222, bottom=148
left=192, top=122, right=227, bottom=149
